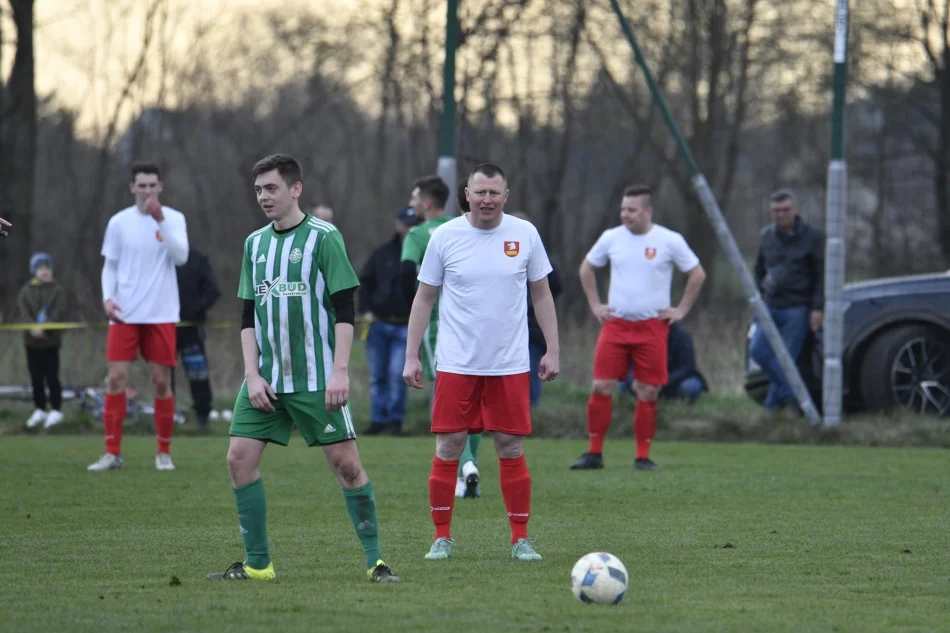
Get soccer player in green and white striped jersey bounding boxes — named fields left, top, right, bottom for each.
left=206, top=154, right=399, bottom=584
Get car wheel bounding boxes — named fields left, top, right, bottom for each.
left=859, top=324, right=950, bottom=416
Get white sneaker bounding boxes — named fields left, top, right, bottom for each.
left=454, top=476, right=466, bottom=498
left=88, top=453, right=124, bottom=471
left=155, top=452, right=176, bottom=471
left=43, top=410, right=64, bottom=429
left=26, top=409, right=47, bottom=429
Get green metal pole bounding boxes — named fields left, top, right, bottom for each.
left=608, top=0, right=821, bottom=425
left=822, top=0, right=849, bottom=427
left=437, top=0, right=459, bottom=215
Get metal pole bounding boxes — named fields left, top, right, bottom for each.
left=822, top=0, right=849, bottom=427
left=437, top=0, right=459, bottom=215
left=608, top=0, right=821, bottom=425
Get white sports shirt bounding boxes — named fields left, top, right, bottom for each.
left=585, top=224, right=699, bottom=322
left=101, top=205, right=189, bottom=324
left=418, top=213, right=553, bottom=376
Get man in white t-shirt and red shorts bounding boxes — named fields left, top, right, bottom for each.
left=570, top=184, right=706, bottom=472
left=88, top=161, right=190, bottom=472
left=403, top=163, right=560, bottom=562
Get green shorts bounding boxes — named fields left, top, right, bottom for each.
left=229, top=383, right=357, bottom=447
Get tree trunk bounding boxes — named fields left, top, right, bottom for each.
left=0, top=0, right=37, bottom=319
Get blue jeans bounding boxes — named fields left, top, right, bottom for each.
left=749, top=305, right=810, bottom=409
left=366, top=321, right=408, bottom=424
left=528, top=342, right=545, bottom=408
left=665, top=376, right=704, bottom=403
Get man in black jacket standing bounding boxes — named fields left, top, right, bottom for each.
left=175, top=247, right=221, bottom=429
left=750, top=189, right=824, bottom=413
left=359, top=206, right=419, bottom=436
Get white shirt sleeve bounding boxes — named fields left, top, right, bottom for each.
left=417, top=231, right=445, bottom=287
left=585, top=230, right=611, bottom=267
left=527, top=226, right=553, bottom=282
left=158, top=210, right=189, bottom=266
left=101, top=259, right=118, bottom=303
left=101, top=217, right=120, bottom=261
left=672, top=233, right=701, bottom=272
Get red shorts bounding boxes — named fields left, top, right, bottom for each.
left=431, top=371, right=532, bottom=436
left=593, top=318, right=669, bottom=386
left=106, top=323, right=177, bottom=367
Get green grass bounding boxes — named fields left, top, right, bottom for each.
left=2, top=436, right=948, bottom=633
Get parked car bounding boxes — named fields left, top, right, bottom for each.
left=744, top=271, right=950, bottom=416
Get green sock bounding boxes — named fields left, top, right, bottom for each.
left=343, top=481, right=383, bottom=569
left=234, top=478, right=270, bottom=569
left=458, top=433, right=481, bottom=477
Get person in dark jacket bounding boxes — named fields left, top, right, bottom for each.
left=359, top=206, right=420, bottom=436
left=174, top=247, right=221, bottom=429
left=750, top=188, right=824, bottom=412
left=18, top=252, right=68, bottom=429
left=621, top=321, right=708, bottom=403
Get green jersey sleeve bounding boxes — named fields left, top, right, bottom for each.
left=238, top=239, right=255, bottom=300
left=401, top=228, right=425, bottom=264
left=317, top=229, right=360, bottom=295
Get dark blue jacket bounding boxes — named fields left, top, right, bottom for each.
left=754, top=217, right=825, bottom=310
left=660, top=322, right=708, bottom=397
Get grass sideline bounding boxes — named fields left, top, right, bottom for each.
left=2, top=436, right=948, bottom=633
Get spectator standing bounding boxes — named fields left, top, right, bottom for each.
left=750, top=189, right=824, bottom=414
left=174, top=246, right=221, bottom=430
left=18, top=252, right=67, bottom=429
left=359, top=206, right=419, bottom=436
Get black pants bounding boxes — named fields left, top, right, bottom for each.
left=172, top=326, right=213, bottom=422
left=26, top=346, right=62, bottom=410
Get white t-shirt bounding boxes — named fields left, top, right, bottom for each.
left=586, top=224, right=700, bottom=322
left=418, top=214, right=553, bottom=376
left=101, top=205, right=189, bottom=324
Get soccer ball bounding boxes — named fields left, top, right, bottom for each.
left=570, top=552, right=628, bottom=605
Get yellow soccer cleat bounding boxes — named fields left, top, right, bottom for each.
left=206, top=561, right=276, bottom=581
left=367, top=560, right=400, bottom=583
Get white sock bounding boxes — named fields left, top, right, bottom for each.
left=462, top=460, right=478, bottom=478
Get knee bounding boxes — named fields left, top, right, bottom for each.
left=591, top=380, right=614, bottom=396
left=151, top=372, right=171, bottom=395
left=493, top=434, right=524, bottom=459
left=636, top=383, right=659, bottom=401
left=106, top=369, right=127, bottom=393
left=435, top=433, right=467, bottom=460
left=330, top=454, right=365, bottom=487
left=226, top=446, right=248, bottom=479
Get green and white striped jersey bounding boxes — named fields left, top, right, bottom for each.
left=238, top=215, right=359, bottom=393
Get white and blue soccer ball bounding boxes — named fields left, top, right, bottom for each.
left=570, top=552, right=628, bottom=605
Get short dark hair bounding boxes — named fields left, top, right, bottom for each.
left=769, top=188, right=797, bottom=206
left=412, top=175, right=449, bottom=209
left=622, top=183, right=652, bottom=208
left=252, top=154, right=303, bottom=188
left=469, top=163, right=507, bottom=185
left=131, top=161, right=162, bottom=182
left=456, top=180, right=470, bottom=212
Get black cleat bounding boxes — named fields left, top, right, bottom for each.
left=463, top=472, right=481, bottom=499
left=634, top=458, right=660, bottom=471
left=369, top=561, right=401, bottom=583
left=205, top=562, right=248, bottom=580
left=570, top=452, right=604, bottom=470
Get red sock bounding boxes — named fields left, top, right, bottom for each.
left=499, top=456, right=531, bottom=543
left=429, top=457, right=458, bottom=540
left=586, top=393, right=612, bottom=454
left=155, top=396, right=175, bottom=454
left=635, top=400, right=658, bottom=459
left=104, top=393, right=126, bottom=456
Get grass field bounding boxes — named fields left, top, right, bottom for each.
left=2, top=436, right=948, bottom=633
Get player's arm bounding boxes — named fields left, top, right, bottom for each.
left=678, top=265, right=706, bottom=314
left=158, top=213, right=189, bottom=266
left=241, top=300, right=277, bottom=411
left=101, top=258, right=123, bottom=322
left=580, top=259, right=614, bottom=324
left=403, top=282, right=438, bottom=388
left=529, top=278, right=560, bottom=381
left=327, top=288, right=356, bottom=412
